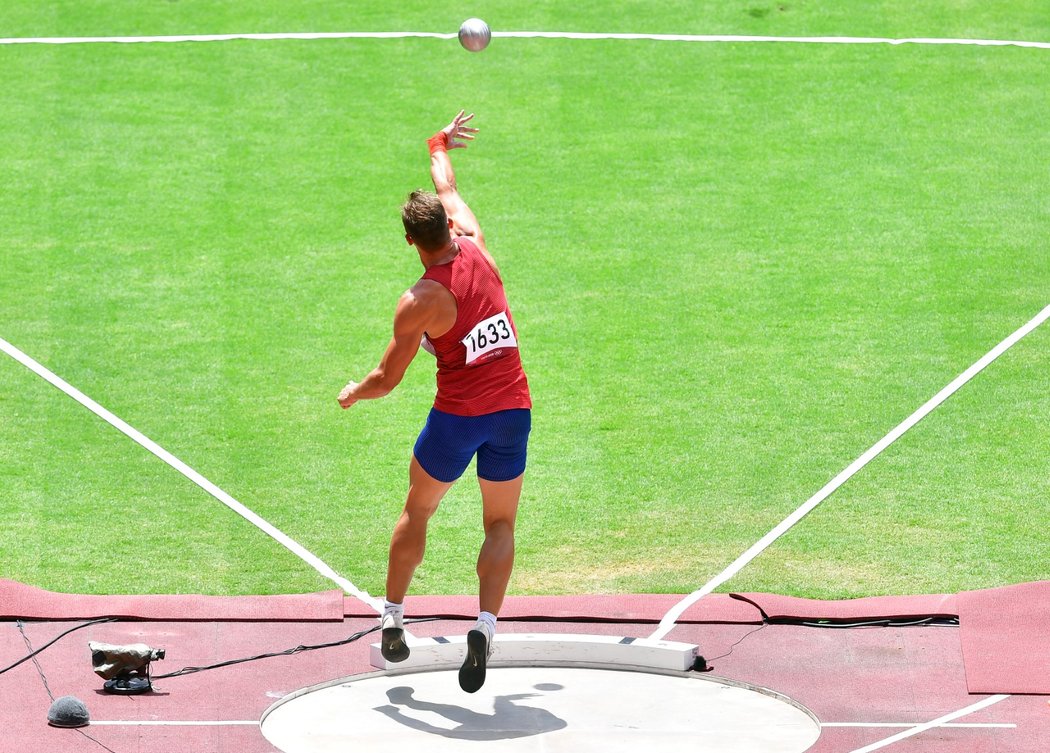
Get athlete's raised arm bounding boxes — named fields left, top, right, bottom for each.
left=427, top=111, right=496, bottom=266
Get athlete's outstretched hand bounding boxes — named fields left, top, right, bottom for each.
left=441, top=110, right=478, bottom=149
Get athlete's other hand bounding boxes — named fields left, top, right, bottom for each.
left=441, top=110, right=478, bottom=149
left=337, top=381, right=359, bottom=409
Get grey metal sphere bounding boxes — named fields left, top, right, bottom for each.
left=458, top=18, right=491, bottom=52
left=47, top=695, right=90, bottom=728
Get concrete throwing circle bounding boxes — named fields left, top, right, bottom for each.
left=261, top=666, right=821, bottom=753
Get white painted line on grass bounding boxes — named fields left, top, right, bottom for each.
left=847, top=694, right=1011, bottom=752
left=823, top=722, right=1015, bottom=729
left=650, top=304, right=1050, bottom=640
left=0, top=336, right=383, bottom=616
left=497, top=32, right=1050, bottom=49
left=0, top=31, right=1046, bottom=49
left=0, top=31, right=455, bottom=45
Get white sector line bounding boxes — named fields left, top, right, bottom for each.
left=650, top=304, right=1050, bottom=640
left=0, top=336, right=383, bottom=616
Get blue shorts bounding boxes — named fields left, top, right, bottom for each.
left=413, top=408, right=532, bottom=483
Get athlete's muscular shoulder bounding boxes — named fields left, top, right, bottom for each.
left=399, top=279, right=456, bottom=339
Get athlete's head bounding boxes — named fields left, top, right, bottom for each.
left=401, top=190, right=452, bottom=253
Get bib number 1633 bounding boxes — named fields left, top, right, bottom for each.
left=462, top=311, right=517, bottom=365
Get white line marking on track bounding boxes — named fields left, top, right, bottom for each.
left=0, top=336, right=383, bottom=616
left=92, top=720, right=1019, bottom=729
left=650, top=304, right=1050, bottom=640
left=91, top=720, right=259, bottom=726
left=847, top=694, right=1011, bottom=752
left=0, top=31, right=1046, bottom=49
left=822, top=722, right=1015, bottom=729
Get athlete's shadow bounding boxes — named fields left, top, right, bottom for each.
left=374, top=684, right=568, bottom=740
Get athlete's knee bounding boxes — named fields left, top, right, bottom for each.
left=482, top=518, right=516, bottom=548
left=394, top=506, right=438, bottom=549
left=478, top=523, right=514, bottom=569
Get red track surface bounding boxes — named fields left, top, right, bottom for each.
left=2, top=583, right=1047, bottom=753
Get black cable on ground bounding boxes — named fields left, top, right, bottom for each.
left=702, top=622, right=769, bottom=665
left=0, top=618, right=117, bottom=676
left=153, top=617, right=443, bottom=680
left=0, top=616, right=444, bottom=681
left=793, top=616, right=959, bottom=628
left=699, top=614, right=957, bottom=670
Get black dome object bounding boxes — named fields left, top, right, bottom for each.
left=47, top=695, right=90, bottom=728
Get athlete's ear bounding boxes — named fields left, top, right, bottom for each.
left=448, top=219, right=454, bottom=231
left=405, top=233, right=415, bottom=246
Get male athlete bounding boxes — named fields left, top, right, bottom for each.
left=338, top=111, right=531, bottom=693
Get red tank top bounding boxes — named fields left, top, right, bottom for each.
left=421, top=238, right=531, bottom=416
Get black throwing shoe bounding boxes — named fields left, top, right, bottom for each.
left=381, top=625, right=410, bottom=663
left=458, top=629, right=491, bottom=693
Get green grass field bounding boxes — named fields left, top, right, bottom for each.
left=1, top=2, right=1047, bottom=600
